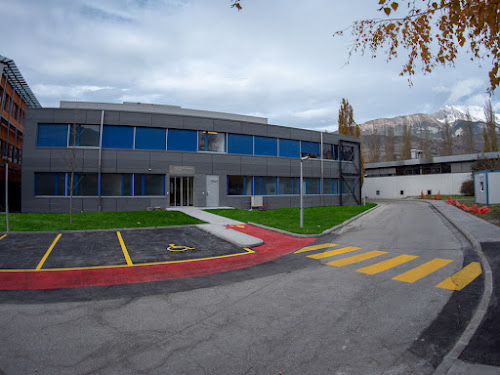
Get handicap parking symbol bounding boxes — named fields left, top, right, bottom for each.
left=166, top=243, right=195, bottom=252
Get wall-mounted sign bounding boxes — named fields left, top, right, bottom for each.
left=169, top=166, right=195, bottom=175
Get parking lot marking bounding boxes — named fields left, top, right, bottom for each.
left=0, top=248, right=256, bottom=272
left=116, top=231, right=133, bottom=266
left=392, top=258, right=453, bottom=283
left=0, top=234, right=6, bottom=240
left=295, top=243, right=337, bottom=254
left=326, top=251, right=387, bottom=267
left=307, top=246, right=361, bottom=260
left=36, top=233, right=62, bottom=270
left=436, top=262, right=482, bottom=290
left=356, top=254, right=419, bottom=275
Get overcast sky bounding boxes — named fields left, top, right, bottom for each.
left=2, top=0, right=498, bottom=131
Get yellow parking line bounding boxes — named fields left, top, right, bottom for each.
left=357, top=254, right=419, bottom=275
left=0, top=248, right=256, bottom=272
left=436, top=262, right=482, bottom=290
left=116, top=231, right=133, bottom=266
left=0, top=234, right=6, bottom=240
left=295, top=243, right=337, bottom=254
left=326, top=250, right=387, bottom=267
left=36, top=233, right=62, bottom=270
left=392, top=258, right=453, bottom=283
left=307, top=246, right=361, bottom=259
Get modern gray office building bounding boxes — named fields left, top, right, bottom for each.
left=21, top=101, right=361, bottom=213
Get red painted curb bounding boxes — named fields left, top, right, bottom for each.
left=0, top=225, right=317, bottom=290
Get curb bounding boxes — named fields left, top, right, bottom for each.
left=248, top=203, right=381, bottom=238
left=0, top=224, right=205, bottom=235
left=422, top=200, right=494, bottom=375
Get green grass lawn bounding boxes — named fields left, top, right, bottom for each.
left=206, top=203, right=377, bottom=234
left=0, top=210, right=206, bottom=232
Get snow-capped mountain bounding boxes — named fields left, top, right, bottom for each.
left=360, top=105, right=499, bottom=138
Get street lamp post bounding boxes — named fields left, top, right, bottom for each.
left=300, top=156, right=309, bottom=228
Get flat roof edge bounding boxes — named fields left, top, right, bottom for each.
left=60, top=101, right=268, bottom=124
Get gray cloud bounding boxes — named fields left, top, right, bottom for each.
left=2, top=0, right=497, bottom=130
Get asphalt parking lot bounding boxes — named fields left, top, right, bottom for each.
left=0, top=227, right=248, bottom=271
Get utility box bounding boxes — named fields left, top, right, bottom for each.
left=251, top=195, right=264, bottom=209
left=474, top=170, right=500, bottom=205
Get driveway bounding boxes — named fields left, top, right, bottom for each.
left=0, top=200, right=490, bottom=375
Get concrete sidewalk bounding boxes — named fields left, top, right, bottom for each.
left=426, top=199, right=500, bottom=375
left=166, top=206, right=264, bottom=248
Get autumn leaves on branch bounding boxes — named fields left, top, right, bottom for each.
left=231, top=0, right=500, bottom=94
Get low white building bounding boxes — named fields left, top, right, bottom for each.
left=364, top=152, right=500, bottom=199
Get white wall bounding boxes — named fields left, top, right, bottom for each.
left=363, top=173, right=471, bottom=199
left=487, top=171, right=500, bottom=204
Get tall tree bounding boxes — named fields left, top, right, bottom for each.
left=367, top=128, right=381, bottom=163
left=440, top=119, right=453, bottom=156
left=332, top=0, right=500, bottom=93
left=338, top=98, right=356, bottom=136
left=463, top=110, right=475, bottom=154
left=384, top=127, right=395, bottom=161
left=421, top=128, right=431, bottom=159
left=338, top=98, right=364, bottom=185
left=483, top=99, right=498, bottom=152
left=401, top=123, right=412, bottom=160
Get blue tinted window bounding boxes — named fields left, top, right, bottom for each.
left=228, top=134, right=253, bottom=154
left=135, top=127, right=166, bottom=150
left=102, top=126, right=133, bottom=149
left=167, top=129, right=197, bottom=151
left=37, top=124, right=68, bottom=147
left=301, top=141, right=320, bottom=158
left=254, top=136, right=277, bottom=156
left=279, top=139, right=300, bottom=158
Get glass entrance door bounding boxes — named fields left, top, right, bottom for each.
left=169, top=176, right=193, bottom=206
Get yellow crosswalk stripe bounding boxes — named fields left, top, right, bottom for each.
left=295, top=243, right=337, bottom=254
left=392, top=258, right=453, bottom=283
left=436, top=262, right=482, bottom=290
left=356, top=254, right=419, bottom=275
left=326, top=250, right=387, bottom=267
left=307, top=246, right=361, bottom=260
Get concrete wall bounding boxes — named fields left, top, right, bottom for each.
left=363, top=173, right=471, bottom=199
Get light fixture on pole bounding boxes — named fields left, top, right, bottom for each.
left=300, top=155, right=309, bottom=228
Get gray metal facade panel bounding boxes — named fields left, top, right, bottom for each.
left=183, top=117, right=214, bottom=131
left=85, top=110, right=103, bottom=124
left=241, top=122, right=268, bottom=137
left=212, top=154, right=241, bottom=175
left=267, top=125, right=291, bottom=139
left=26, top=108, right=55, bottom=123
left=181, top=152, right=214, bottom=175
left=101, top=150, right=117, bottom=172
left=116, top=151, right=150, bottom=172
left=83, top=149, right=99, bottom=170
left=240, top=156, right=268, bottom=175
left=267, top=158, right=291, bottom=176
left=103, top=111, right=120, bottom=125
left=116, top=198, right=152, bottom=212
left=50, top=149, right=83, bottom=171
left=53, top=109, right=87, bottom=124
left=290, top=128, right=313, bottom=141
left=213, top=119, right=241, bottom=133
left=119, top=111, right=152, bottom=127
left=151, top=114, right=184, bottom=128
left=101, top=199, right=117, bottom=212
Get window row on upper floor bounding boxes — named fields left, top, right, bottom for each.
left=36, top=123, right=355, bottom=161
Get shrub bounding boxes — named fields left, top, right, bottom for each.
left=460, top=179, right=474, bottom=196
